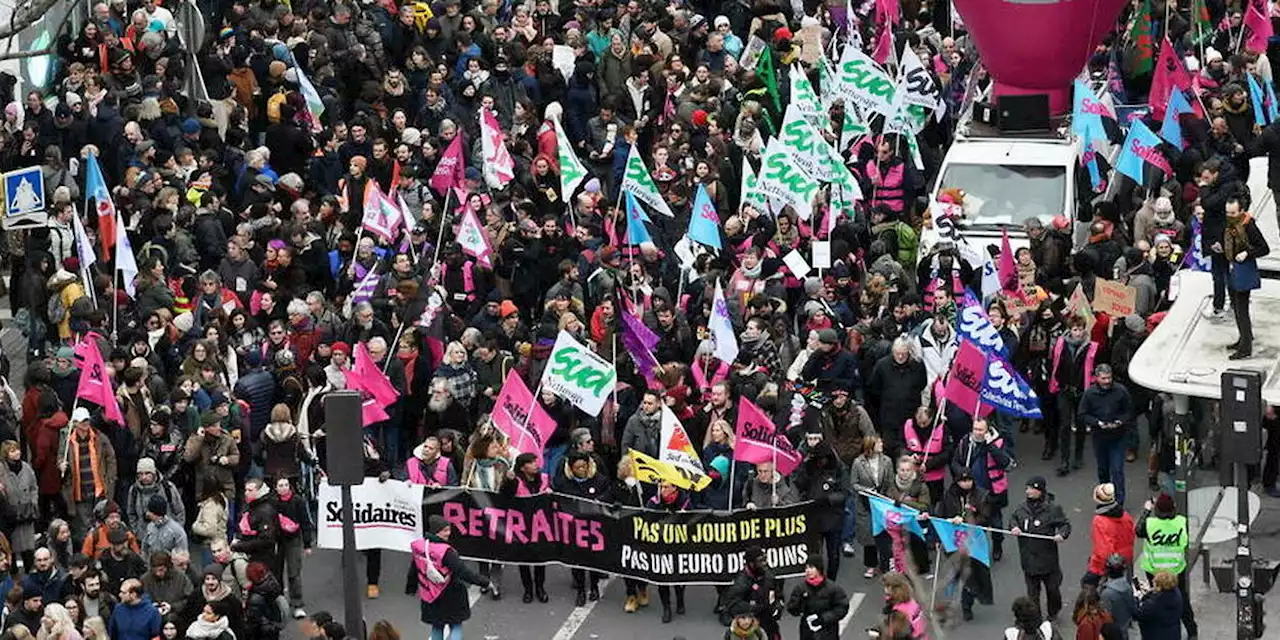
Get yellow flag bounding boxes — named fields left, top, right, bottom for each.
left=628, top=449, right=712, bottom=492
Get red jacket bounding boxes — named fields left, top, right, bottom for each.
left=32, top=412, right=69, bottom=495
left=1088, top=510, right=1136, bottom=575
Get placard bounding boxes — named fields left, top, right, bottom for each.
left=1093, top=278, right=1137, bottom=316
left=317, top=479, right=426, bottom=551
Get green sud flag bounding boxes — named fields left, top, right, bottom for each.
left=1126, top=0, right=1155, bottom=75
left=1190, top=0, right=1213, bottom=46
left=553, top=117, right=587, bottom=201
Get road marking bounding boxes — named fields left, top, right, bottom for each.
left=469, top=586, right=482, bottom=608
left=839, top=592, right=867, bottom=637
left=550, top=577, right=612, bottom=640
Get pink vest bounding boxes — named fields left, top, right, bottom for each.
left=407, top=457, right=450, bottom=486
left=865, top=160, right=905, bottom=212
left=440, top=261, right=476, bottom=302
left=410, top=538, right=452, bottom=603
left=985, top=435, right=1010, bottom=495
left=894, top=600, right=929, bottom=639
left=691, top=360, right=730, bottom=396
left=515, top=473, right=550, bottom=496
left=902, top=420, right=946, bottom=482
left=1048, top=337, right=1096, bottom=394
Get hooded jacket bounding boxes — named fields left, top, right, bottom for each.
left=1009, top=493, right=1072, bottom=576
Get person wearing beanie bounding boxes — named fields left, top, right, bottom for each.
left=126, top=457, right=185, bottom=536
left=1009, top=475, right=1071, bottom=620
left=720, top=545, right=782, bottom=637
left=141, top=492, right=187, bottom=559
left=1086, top=483, right=1136, bottom=585
left=1136, top=493, right=1196, bottom=638
left=408, top=513, right=492, bottom=640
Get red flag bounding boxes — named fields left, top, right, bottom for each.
left=1246, top=4, right=1274, bottom=54
left=72, top=338, right=124, bottom=425
left=733, top=398, right=802, bottom=475
left=1149, top=38, right=1192, bottom=118
left=998, top=229, right=1019, bottom=294
left=873, top=21, right=893, bottom=65
left=429, top=135, right=466, bottom=196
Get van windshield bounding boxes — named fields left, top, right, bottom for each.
left=937, top=163, right=1067, bottom=228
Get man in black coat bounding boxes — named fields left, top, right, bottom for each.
left=1197, top=158, right=1248, bottom=316
left=720, top=546, right=782, bottom=638
left=1078, top=364, right=1134, bottom=506
left=800, top=328, right=860, bottom=393
left=866, top=337, right=928, bottom=456
left=1008, top=476, right=1071, bottom=620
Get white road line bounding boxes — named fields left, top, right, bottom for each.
left=839, top=592, right=867, bottom=637
left=550, top=577, right=612, bottom=640
left=469, top=585, right=482, bottom=608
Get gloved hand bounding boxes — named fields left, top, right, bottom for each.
left=806, top=614, right=821, bottom=631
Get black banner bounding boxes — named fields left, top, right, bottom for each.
left=422, top=489, right=814, bottom=585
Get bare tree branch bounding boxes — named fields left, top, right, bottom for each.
left=0, top=0, right=65, bottom=42
left=0, top=0, right=74, bottom=62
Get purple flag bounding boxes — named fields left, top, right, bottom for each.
left=620, top=311, right=661, bottom=382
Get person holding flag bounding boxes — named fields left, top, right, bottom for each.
left=951, top=418, right=1012, bottom=562
left=933, top=468, right=996, bottom=622
left=1009, top=476, right=1072, bottom=623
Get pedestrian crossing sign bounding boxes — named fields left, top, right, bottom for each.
left=3, top=165, right=44, bottom=217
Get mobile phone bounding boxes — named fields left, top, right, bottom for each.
left=867, top=630, right=881, bottom=638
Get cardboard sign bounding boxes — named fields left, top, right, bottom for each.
left=1066, top=283, right=1097, bottom=333
left=1093, top=278, right=1137, bottom=316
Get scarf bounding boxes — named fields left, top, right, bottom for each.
left=894, top=473, right=916, bottom=491
left=398, top=351, right=418, bottom=390
left=740, top=263, right=762, bottom=279
left=202, top=580, right=232, bottom=603
left=186, top=616, right=231, bottom=640
left=68, top=429, right=104, bottom=503
left=805, top=574, right=825, bottom=587
left=6, top=458, right=20, bottom=474
left=731, top=620, right=762, bottom=638
left=1225, top=213, right=1252, bottom=263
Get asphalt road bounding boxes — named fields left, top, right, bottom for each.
left=291, top=435, right=1177, bottom=640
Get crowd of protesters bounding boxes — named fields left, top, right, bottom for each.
left=0, top=0, right=1273, bottom=639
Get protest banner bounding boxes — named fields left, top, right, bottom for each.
left=629, top=449, right=712, bottom=491
left=1093, top=278, right=1137, bottom=316
left=317, top=478, right=425, bottom=551
left=491, top=373, right=558, bottom=464
left=540, top=330, right=617, bottom=417
left=422, top=488, right=813, bottom=584
left=930, top=518, right=994, bottom=566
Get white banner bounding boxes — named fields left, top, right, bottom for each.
left=834, top=44, right=897, bottom=118
left=317, top=478, right=425, bottom=551
left=540, top=330, right=617, bottom=417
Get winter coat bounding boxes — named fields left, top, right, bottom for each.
left=140, top=569, right=192, bottom=620
left=61, top=428, right=117, bottom=506
left=107, top=595, right=163, bottom=640
left=1009, top=496, right=1072, bottom=577
left=1100, top=576, right=1138, bottom=635
left=793, top=446, right=849, bottom=533
left=1088, top=505, right=1136, bottom=576
left=550, top=457, right=614, bottom=502
left=822, top=401, right=876, bottom=465
left=1134, top=588, right=1182, bottom=640
left=0, top=460, right=39, bottom=552
left=141, top=516, right=189, bottom=559
left=126, top=478, right=185, bottom=535
left=32, top=411, right=67, bottom=496
left=620, top=409, right=662, bottom=458
left=272, top=492, right=314, bottom=548
left=233, top=370, right=277, bottom=441
left=785, top=576, right=850, bottom=640
left=183, top=430, right=239, bottom=499
left=850, top=453, right=894, bottom=546
left=260, top=421, right=312, bottom=481
left=406, top=534, right=489, bottom=626
left=866, top=356, right=927, bottom=451
left=232, top=496, right=280, bottom=573
left=743, top=473, right=801, bottom=510
left=722, top=563, right=780, bottom=626
left=244, top=573, right=285, bottom=640
left=191, top=496, right=229, bottom=547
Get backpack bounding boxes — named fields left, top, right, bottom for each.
left=266, top=91, right=288, bottom=124
left=893, top=221, right=919, bottom=265
left=46, top=294, right=67, bottom=325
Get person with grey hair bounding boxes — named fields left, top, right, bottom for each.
left=194, top=270, right=242, bottom=332
left=866, top=336, right=927, bottom=456
left=341, top=301, right=390, bottom=344
left=1078, top=363, right=1135, bottom=507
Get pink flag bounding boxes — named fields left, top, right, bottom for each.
left=361, top=184, right=404, bottom=243
left=873, top=20, right=893, bottom=65
left=72, top=338, right=124, bottom=425
left=1246, top=4, right=1274, bottom=53
left=943, top=341, right=987, bottom=416
left=876, top=0, right=900, bottom=25
left=998, top=229, right=1018, bottom=294
left=347, top=343, right=399, bottom=426
left=429, top=135, right=466, bottom=196
left=490, top=373, right=558, bottom=465
left=733, top=398, right=801, bottom=475
left=456, top=206, right=494, bottom=268
left=1148, top=38, right=1192, bottom=118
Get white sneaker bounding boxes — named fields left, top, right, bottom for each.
left=292, top=608, right=307, bottom=620
left=842, top=542, right=857, bottom=557
left=1202, top=307, right=1226, bottom=319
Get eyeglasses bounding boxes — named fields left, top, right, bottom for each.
left=270, top=330, right=285, bottom=336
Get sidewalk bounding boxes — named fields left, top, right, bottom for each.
left=1188, top=493, right=1280, bottom=639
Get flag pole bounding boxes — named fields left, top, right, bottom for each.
left=431, top=190, right=453, bottom=269
left=727, top=447, right=736, bottom=511
left=927, top=545, right=942, bottom=614
left=110, top=266, right=118, bottom=342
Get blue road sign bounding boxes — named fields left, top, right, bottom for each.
left=4, top=166, right=44, bottom=217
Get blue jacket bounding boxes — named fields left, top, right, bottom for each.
left=108, top=595, right=163, bottom=640
left=1134, top=588, right=1182, bottom=640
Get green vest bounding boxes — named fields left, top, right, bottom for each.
left=1140, top=515, right=1188, bottom=574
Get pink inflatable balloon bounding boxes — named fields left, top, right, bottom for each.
left=952, top=0, right=1129, bottom=113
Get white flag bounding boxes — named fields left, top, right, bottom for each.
left=553, top=117, right=588, bottom=200
left=457, top=206, right=494, bottom=269
left=540, top=330, right=617, bottom=417
left=897, top=44, right=946, bottom=114
left=480, top=107, right=515, bottom=189
left=659, top=405, right=705, bottom=474
left=114, top=211, right=138, bottom=297
left=72, top=207, right=96, bottom=271
left=739, top=155, right=766, bottom=214
left=620, top=145, right=675, bottom=217
left=756, top=136, right=818, bottom=220
left=710, top=281, right=739, bottom=364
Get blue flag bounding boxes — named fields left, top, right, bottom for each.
left=1266, top=80, right=1280, bottom=122
left=688, top=184, right=722, bottom=250
left=868, top=495, right=927, bottom=539
left=957, top=290, right=1007, bottom=358
left=1116, top=121, right=1169, bottom=186
left=930, top=519, right=993, bottom=566
left=1081, top=148, right=1110, bottom=193
left=1072, top=79, right=1109, bottom=150
left=1159, top=88, right=1193, bottom=148
left=1249, top=74, right=1271, bottom=126
left=624, top=191, right=653, bottom=245
left=980, top=356, right=1043, bottom=418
